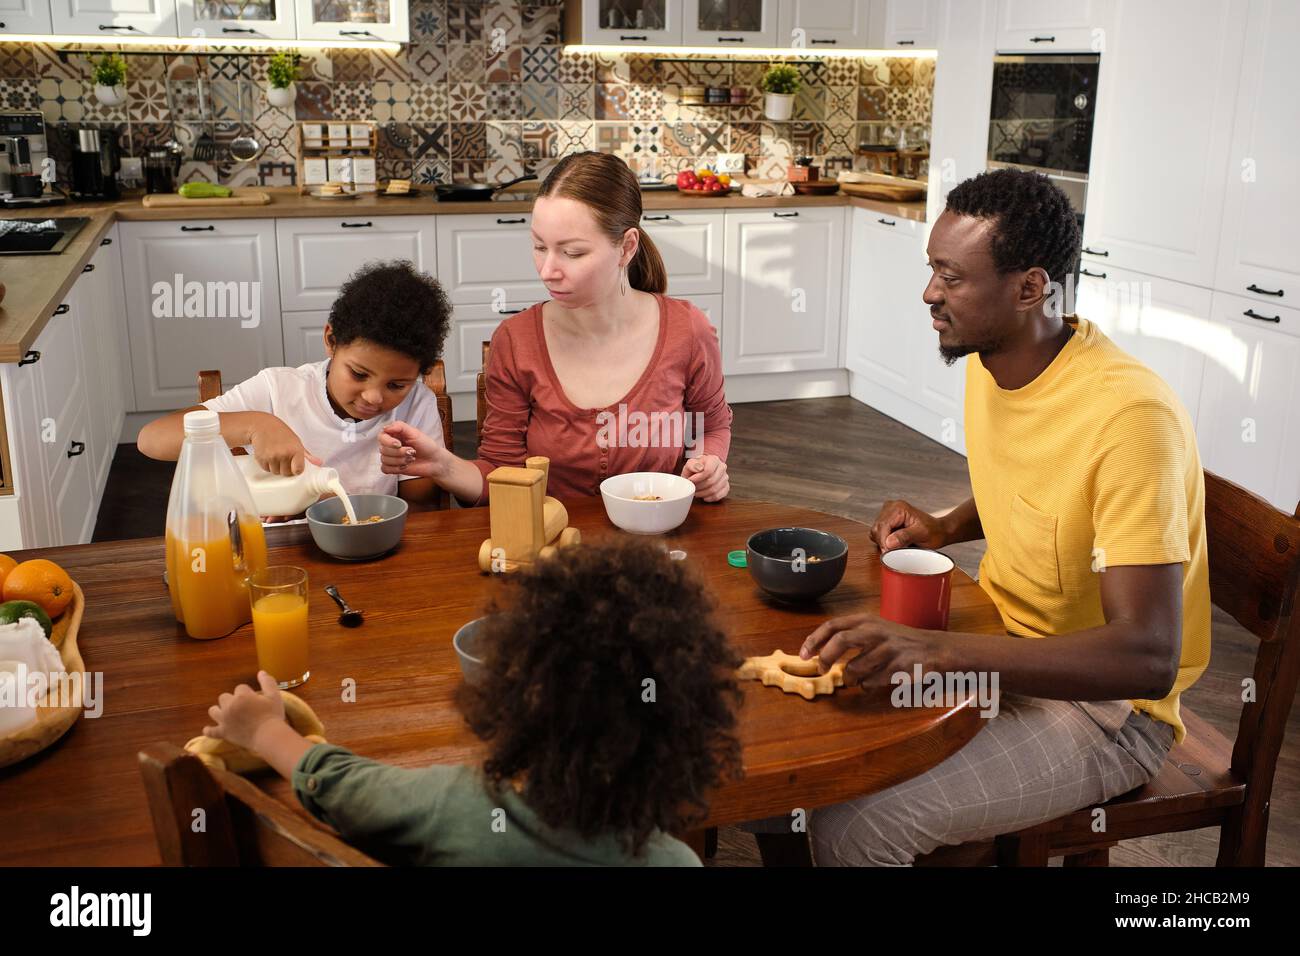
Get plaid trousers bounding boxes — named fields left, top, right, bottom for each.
left=806, top=695, right=1175, bottom=866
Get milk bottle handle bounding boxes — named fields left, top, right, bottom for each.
left=228, top=509, right=246, bottom=571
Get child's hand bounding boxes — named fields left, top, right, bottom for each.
left=248, top=414, right=322, bottom=477
left=204, top=671, right=286, bottom=752
left=379, top=422, right=448, bottom=480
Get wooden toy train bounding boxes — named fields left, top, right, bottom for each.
left=478, top=456, right=581, bottom=573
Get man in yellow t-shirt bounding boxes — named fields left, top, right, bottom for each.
left=798, top=168, right=1210, bottom=867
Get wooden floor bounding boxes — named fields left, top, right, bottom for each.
left=95, top=396, right=1299, bottom=867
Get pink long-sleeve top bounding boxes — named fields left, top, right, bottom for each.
left=470, top=293, right=733, bottom=505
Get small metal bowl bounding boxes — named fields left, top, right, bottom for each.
left=305, top=494, right=408, bottom=561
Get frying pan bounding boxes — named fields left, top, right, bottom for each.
left=434, top=173, right=537, bottom=201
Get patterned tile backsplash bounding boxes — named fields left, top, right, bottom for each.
left=0, top=1, right=932, bottom=189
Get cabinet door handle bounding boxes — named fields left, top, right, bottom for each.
left=54, top=303, right=70, bottom=315
left=877, top=217, right=897, bottom=226
left=339, top=29, right=376, bottom=37
left=1247, top=283, right=1284, bottom=297
left=642, top=214, right=671, bottom=221
left=82, top=263, right=95, bottom=273
left=1244, top=309, right=1281, bottom=324
left=1030, top=35, right=1056, bottom=43
left=340, top=221, right=372, bottom=228
left=496, top=308, right=525, bottom=315
left=495, top=217, right=526, bottom=224
left=99, top=23, right=137, bottom=31
left=180, top=225, right=214, bottom=232
left=1080, top=268, right=1107, bottom=278
left=619, top=34, right=648, bottom=41
left=100, top=237, right=112, bottom=246
left=18, top=350, right=40, bottom=367
left=896, top=40, right=915, bottom=46
left=773, top=211, right=799, bottom=218
left=811, top=38, right=838, bottom=45
left=67, top=440, right=86, bottom=459
left=1082, top=246, right=1108, bottom=257
left=718, top=36, right=744, bottom=42
left=222, top=26, right=257, bottom=33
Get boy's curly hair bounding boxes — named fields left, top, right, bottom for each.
left=457, top=539, right=744, bottom=857
left=328, top=260, right=451, bottom=374
left=945, top=167, right=1081, bottom=291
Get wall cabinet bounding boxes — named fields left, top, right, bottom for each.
left=177, top=0, right=298, bottom=40
left=120, top=218, right=283, bottom=412
left=681, top=0, right=777, bottom=47
left=277, top=215, right=436, bottom=312
left=50, top=0, right=179, bottom=37
left=293, top=0, right=407, bottom=42
left=1213, top=0, right=1300, bottom=310
left=777, top=0, right=871, bottom=49
left=994, top=0, right=1109, bottom=53
left=0, top=0, right=53, bottom=33
left=1081, top=0, right=1247, bottom=286
left=880, top=0, right=938, bottom=48
left=722, top=207, right=843, bottom=376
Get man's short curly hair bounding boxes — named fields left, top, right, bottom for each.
left=457, top=539, right=744, bottom=857
left=328, top=260, right=450, bottom=373
left=944, top=168, right=1081, bottom=290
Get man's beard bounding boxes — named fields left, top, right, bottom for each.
left=937, top=329, right=1008, bottom=367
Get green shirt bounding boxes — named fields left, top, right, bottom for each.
left=292, top=743, right=702, bottom=867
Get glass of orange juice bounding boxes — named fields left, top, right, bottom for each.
left=249, top=566, right=310, bottom=689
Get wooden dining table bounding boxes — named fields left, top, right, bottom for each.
left=0, top=496, right=1007, bottom=866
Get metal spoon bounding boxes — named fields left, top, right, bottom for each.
left=324, top=585, right=364, bottom=627
left=229, top=60, right=262, bottom=163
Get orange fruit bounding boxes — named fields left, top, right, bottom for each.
left=2, top=559, right=74, bottom=618
left=0, top=554, right=16, bottom=594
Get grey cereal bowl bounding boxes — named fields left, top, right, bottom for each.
left=746, top=527, right=849, bottom=602
left=305, top=494, right=408, bottom=561
left=452, top=616, right=489, bottom=686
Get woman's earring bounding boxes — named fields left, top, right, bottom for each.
left=620, top=264, right=628, bottom=296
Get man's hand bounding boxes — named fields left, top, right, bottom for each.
left=870, top=500, right=949, bottom=553
left=800, top=613, right=951, bottom=689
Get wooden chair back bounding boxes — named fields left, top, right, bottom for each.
left=138, top=743, right=384, bottom=867
left=197, top=369, right=246, bottom=456
left=476, top=341, right=490, bottom=448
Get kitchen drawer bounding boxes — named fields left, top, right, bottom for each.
left=638, top=211, right=724, bottom=297
left=276, top=216, right=438, bottom=312
left=436, top=214, right=547, bottom=306
left=442, top=303, right=530, bottom=394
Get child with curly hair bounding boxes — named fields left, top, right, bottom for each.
left=137, top=260, right=451, bottom=509
left=202, top=539, right=744, bottom=865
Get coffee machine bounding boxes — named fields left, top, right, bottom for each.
left=0, top=111, right=63, bottom=208
left=69, top=126, right=122, bottom=200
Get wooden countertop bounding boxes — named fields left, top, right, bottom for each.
left=0, top=186, right=926, bottom=365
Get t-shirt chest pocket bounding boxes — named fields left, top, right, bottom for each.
left=1005, top=494, right=1063, bottom=594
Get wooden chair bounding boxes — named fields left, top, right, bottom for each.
left=913, top=470, right=1300, bottom=867
left=476, top=341, right=489, bottom=449
left=198, top=362, right=454, bottom=509
left=138, top=742, right=384, bottom=866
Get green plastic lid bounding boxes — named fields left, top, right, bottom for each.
left=727, top=550, right=747, bottom=568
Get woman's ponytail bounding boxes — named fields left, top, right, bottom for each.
left=629, top=227, right=668, bottom=294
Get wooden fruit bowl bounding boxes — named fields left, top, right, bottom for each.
left=0, top=583, right=87, bottom=770
left=676, top=185, right=734, bottom=197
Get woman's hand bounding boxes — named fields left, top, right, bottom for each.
left=379, top=422, right=451, bottom=480
left=247, top=414, right=321, bottom=477
left=682, top=454, right=729, bottom=502
left=203, top=671, right=286, bottom=752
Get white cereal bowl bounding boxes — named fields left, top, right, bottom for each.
left=599, top=472, right=696, bottom=535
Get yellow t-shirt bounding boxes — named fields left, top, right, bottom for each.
left=964, top=317, right=1210, bottom=745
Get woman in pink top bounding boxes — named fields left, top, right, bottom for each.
left=378, top=151, right=732, bottom=504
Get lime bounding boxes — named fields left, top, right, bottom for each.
left=0, top=599, right=54, bottom=639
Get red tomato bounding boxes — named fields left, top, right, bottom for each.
left=676, top=170, right=697, bottom=189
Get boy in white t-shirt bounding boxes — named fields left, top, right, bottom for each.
left=137, top=261, right=451, bottom=511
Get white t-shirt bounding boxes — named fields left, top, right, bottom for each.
left=202, top=360, right=445, bottom=497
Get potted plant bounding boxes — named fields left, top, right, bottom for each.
left=266, top=51, right=301, bottom=109
left=91, top=53, right=127, bottom=108
left=760, top=63, right=800, bottom=121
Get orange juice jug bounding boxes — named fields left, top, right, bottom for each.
left=165, top=410, right=268, bottom=640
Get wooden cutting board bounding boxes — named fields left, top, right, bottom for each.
left=838, top=180, right=927, bottom=202
left=142, top=188, right=272, bottom=207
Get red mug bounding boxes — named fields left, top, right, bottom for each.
left=880, top=548, right=954, bottom=630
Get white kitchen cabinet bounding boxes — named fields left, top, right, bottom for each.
left=120, top=218, right=283, bottom=413
left=686, top=292, right=722, bottom=345
left=682, top=0, right=777, bottom=47
left=442, top=303, right=521, bottom=395
left=777, top=0, right=870, bottom=49
left=281, top=310, right=329, bottom=368
left=51, top=0, right=179, bottom=36
left=277, top=215, right=437, bottom=312
left=177, top=0, right=298, bottom=40
left=845, top=208, right=964, bottom=449
left=569, top=0, right=683, bottom=45
left=293, top=0, right=407, bottom=42
left=0, top=348, right=53, bottom=549
left=880, top=0, right=938, bottom=49
left=1195, top=293, right=1300, bottom=512
left=722, top=207, right=843, bottom=375
left=638, top=210, right=723, bottom=298
left=994, top=0, right=1109, bottom=53
left=0, top=0, right=53, bottom=34
left=1074, top=264, right=1209, bottom=428
left=1214, top=0, right=1300, bottom=310
left=74, top=228, right=129, bottom=498
left=1081, top=0, right=1247, bottom=286
left=435, top=214, right=545, bottom=307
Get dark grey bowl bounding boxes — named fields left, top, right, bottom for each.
left=746, top=527, right=849, bottom=602
left=305, top=494, right=408, bottom=560
left=452, top=616, right=488, bottom=686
